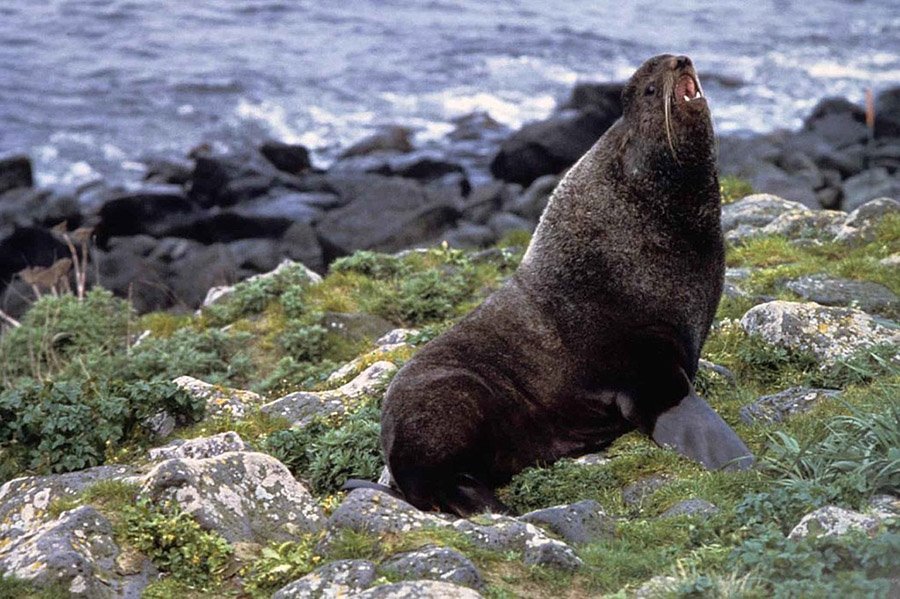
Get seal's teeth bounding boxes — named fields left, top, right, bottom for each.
left=694, top=90, right=702, bottom=99
left=683, top=95, right=690, bottom=102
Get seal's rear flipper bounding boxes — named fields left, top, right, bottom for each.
left=341, top=479, right=406, bottom=501
left=651, top=392, right=754, bottom=471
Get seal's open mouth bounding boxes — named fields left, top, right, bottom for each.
left=675, top=73, right=703, bottom=104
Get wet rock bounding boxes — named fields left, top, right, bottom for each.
left=448, top=111, right=507, bottom=141
left=438, top=222, right=496, bottom=249
left=788, top=506, right=880, bottom=540
left=0, top=466, right=138, bottom=538
left=260, top=141, right=311, bottom=174
left=0, top=154, right=33, bottom=194
left=802, top=97, right=868, bottom=147
left=383, top=546, right=483, bottom=588
left=460, top=181, right=507, bottom=224
left=320, top=311, right=396, bottom=345
left=0, top=506, right=150, bottom=598
left=520, top=500, right=615, bottom=544
left=173, top=376, right=263, bottom=420
left=0, top=226, right=69, bottom=286
left=505, top=174, right=560, bottom=221
left=272, top=559, right=377, bottom=599
left=143, top=155, right=193, bottom=185
left=743, top=163, right=819, bottom=208
left=340, top=126, right=414, bottom=158
left=842, top=168, right=900, bottom=212
left=622, top=474, right=673, bottom=508
left=784, top=275, right=899, bottom=316
left=148, top=432, right=248, bottom=462
left=140, top=451, right=324, bottom=543
left=354, top=580, right=483, bottom=599
left=160, top=211, right=293, bottom=243
left=739, top=387, right=841, bottom=425
left=561, top=82, right=624, bottom=115
left=490, top=109, right=618, bottom=186
left=261, top=361, right=397, bottom=426
left=233, top=192, right=325, bottom=224
left=833, top=197, right=900, bottom=245
left=720, top=194, right=810, bottom=234
left=189, top=152, right=278, bottom=208
left=0, top=187, right=81, bottom=231
left=740, top=300, right=900, bottom=366
left=660, top=499, right=720, bottom=518
left=166, top=243, right=240, bottom=308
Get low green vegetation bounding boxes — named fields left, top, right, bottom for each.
left=0, top=204, right=897, bottom=597
left=719, top=175, right=754, bottom=204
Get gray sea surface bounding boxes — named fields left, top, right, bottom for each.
left=0, top=0, right=897, bottom=185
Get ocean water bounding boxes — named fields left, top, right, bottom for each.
left=0, top=0, right=897, bottom=186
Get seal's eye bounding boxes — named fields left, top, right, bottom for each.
left=645, top=85, right=656, bottom=96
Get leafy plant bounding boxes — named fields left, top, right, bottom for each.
left=501, top=459, right=620, bottom=514
left=241, top=536, right=321, bottom=598
left=719, top=176, right=754, bottom=204
left=123, top=499, right=233, bottom=589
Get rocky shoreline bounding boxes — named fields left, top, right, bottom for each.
left=1, top=83, right=898, bottom=317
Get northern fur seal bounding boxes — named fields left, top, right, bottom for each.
left=380, top=54, right=753, bottom=516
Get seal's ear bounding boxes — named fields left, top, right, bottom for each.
left=651, top=392, right=754, bottom=471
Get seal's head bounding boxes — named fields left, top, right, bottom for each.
left=621, top=54, right=714, bottom=166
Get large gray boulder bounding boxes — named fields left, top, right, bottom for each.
left=833, top=197, right=900, bottom=245
left=721, top=194, right=810, bottom=234
left=172, top=376, right=265, bottom=420
left=783, top=275, right=899, bottom=316
left=519, top=499, right=615, bottom=544
left=0, top=506, right=152, bottom=598
left=140, top=451, right=324, bottom=543
left=148, top=432, right=248, bottom=462
left=740, top=301, right=900, bottom=366
left=788, top=506, right=880, bottom=540
left=354, top=580, right=484, bottom=598
left=382, top=546, right=484, bottom=588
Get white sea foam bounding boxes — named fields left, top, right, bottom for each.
left=235, top=98, right=303, bottom=144
left=485, top=55, right=580, bottom=86
left=59, top=161, right=102, bottom=186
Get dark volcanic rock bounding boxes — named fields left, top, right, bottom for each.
left=842, top=168, right=900, bottom=212
left=161, top=212, right=293, bottom=244
left=340, top=126, right=413, bottom=158
left=784, top=274, right=899, bottom=316
left=143, top=156, right=193, bottom=185
left=520, top=500, right=615, bottom=545
left=95, top=236, right=173, bottom=312
left=490, top=108, right=619, bottom=186
left=874, top=86, right=900, bottom=139
left=260, top=140, right=312, bottom=174
left=448, top=111, right=506, bottom=141
left=803, top=97, right=868, bottom=147
left=561, top=82, right=624, bottom=115
left=94, top=186, right=194, bottom=246
left=315, top=175, right=459, bottom=257
left=0, top=226, right=69, bottom=286
left=280, top=221, right=325, bottom=273
left=189, top=152, right=278, bottom=207
left=0, top=187, right=82, bottom=231
left=0, top=154, right=33, bottom=194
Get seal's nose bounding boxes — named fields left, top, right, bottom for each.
left=675, top=55, right=692, bottom=69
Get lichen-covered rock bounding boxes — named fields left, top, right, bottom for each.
left=173, top=376, right=264, bottom=419
left=353, top=580, right=483, bottom=598
left=451, top=514, right=582, bottom=570
left=519, top=500, right=615, bottom=544
left=201, top=258, right=322, bottom=308
left=148, top=432, right=248, bottom=462
left=140, top=451, right=324, bottom=543
left=739, top=387, right=841, bottom=425
left=272, top=559, right=377, bottom=598
left=833, top=197, right=900, bottom=245
left=659, top=499, right=719, bottom=518
left=784, top=275, right=899, bottom=316
left=323, top=489, right=447, bottom=540
left=635, top=575, right=679, bottom=598
left=376, top=328, right=421, bottom=346
left=622, top=474, right=674, bottom=508
left=721, top=194, right=810, bottom=233
left=740, top=301, right=900, bottom=366
left=0, top=466, right=138, bottom=539
left=382, top=545, right=483, bottom=588
left=261, top=361, right=397, bottom=426
left=788, top=505, right=880, bottom=539
left=759, top=209, right=846, bottom=241
left=327, top=345, right=409, bottom=384
left=867, top=495, right=900, bottom=521
left=0, top=506, right=152, bottom=598
left=573, top=453, right=611, bottom=466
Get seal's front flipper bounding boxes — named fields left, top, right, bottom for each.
left=651, top=393, right=754, bottom=471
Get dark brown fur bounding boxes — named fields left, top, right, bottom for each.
left=380, top=55, right=752, bottom=516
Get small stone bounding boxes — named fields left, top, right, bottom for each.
left=573, top=453, right=611, bottom=466
left=833, top=197, right=900, bottom=246
left=659, top=499, right=719, bottom=518
left=522, top=534, right=583, bottom=571
left=784, top=275, right=899, bottom=316
left=788, top=505, right=880, bottom=540
left=720, top=194, right=811, bottom=233
left=520, top=500, right=614, bottom=544
left=382, top=545, right=483, bottom=588
left=867, top=495, right=900, bottom=522
left=450, top=513, right=580, bottom=570
left=635, top=575, right=679, bottom=598
left=272, top=559, right=378, bottom=598
left=739, top=387, right=841, bottom=425
left=622, top=474, right=673, bottom=508
left=376, top=328, right=420, bottom=345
